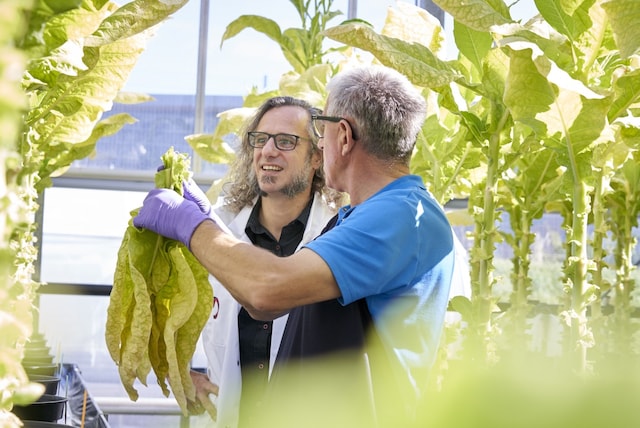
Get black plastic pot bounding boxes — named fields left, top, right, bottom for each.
left=28, top=375, right=60, bottom=395
left=12, top=394, right=67, bottom=422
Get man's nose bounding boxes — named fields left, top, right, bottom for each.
left=261, top=135, right=280, bottom=154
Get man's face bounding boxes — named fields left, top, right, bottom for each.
left=316, top=108, right=344, bottom=192
left=252, top=106, right=321, bottom=199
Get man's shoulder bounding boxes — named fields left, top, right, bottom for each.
left=311, top=192, right=340, bottom=217
left=213, top=200, right=255, bottom=234
left=213, top=203, right=237, bottom=223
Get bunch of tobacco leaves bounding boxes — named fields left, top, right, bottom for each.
left=105, top=147, right=213, bottom=416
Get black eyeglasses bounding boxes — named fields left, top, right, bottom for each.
left=311, top=115, right=358, bottom=139
left=247, top=131, right=310, bottom=151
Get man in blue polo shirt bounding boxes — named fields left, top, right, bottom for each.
left=133, top=65, right=455, bottom=426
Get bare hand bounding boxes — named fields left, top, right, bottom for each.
left=188, top=370, right=219, bottom=421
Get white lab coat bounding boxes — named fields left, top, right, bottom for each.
left=199, top=193, right=337, bottom=428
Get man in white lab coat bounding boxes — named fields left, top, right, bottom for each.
left=190, top=96, right=342, bottom=428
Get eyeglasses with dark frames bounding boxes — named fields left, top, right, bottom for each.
left=247, top=131, right=311, bottom=151
left=311, top=115, right=358, bottom=140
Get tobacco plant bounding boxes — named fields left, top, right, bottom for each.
left=497, top=137, right=565, bottom=355
left=605, top=153, right=640, bottom=358
left=194, top=0, right=640, bottom=376
left=323, top=0, right=640, bottom=371
left=221, top=0, right=347, bottom=74
left=1, top=2, right=39, bottom=427
left=2, top=0, right=188, bottom=424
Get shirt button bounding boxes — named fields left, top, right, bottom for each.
left=262, top=323, right=269, bottom=330
left=258, top=363, right=264, bottom=370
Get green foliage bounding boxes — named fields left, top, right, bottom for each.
left=1, top=0, right=40, bottom=423
left=422, top=354, right=640, bottom=428
left=324, top=22, right=462, bottom=89
left=20, top=0, right=189, bottom=191
left=602, top=0, right=640, bottom=59
left=1, top=0, right=189, bottom=423
left=220, top=0, right=346, bottom=74
left=319, top=0, right=640, bottom=369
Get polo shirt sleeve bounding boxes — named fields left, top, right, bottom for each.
left=304, top=197, right=421, bottom=306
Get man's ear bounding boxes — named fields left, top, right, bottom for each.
left=312, top=149, right=323, bottom=169
left=340, top=121, right=356, bottom=155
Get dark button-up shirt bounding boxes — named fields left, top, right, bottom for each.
left=237, top=197, right=312, bottom=426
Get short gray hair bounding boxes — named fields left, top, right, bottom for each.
left=326, top=66, right=427, bottom=164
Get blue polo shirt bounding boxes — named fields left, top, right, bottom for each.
left=304, top=174, right=454, bottom=401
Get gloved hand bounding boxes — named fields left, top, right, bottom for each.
left=133, top=188, right=210, bottom=249
left=183, top=179, right=235, bottom=237
left=183, top=178, right=212, bottom=215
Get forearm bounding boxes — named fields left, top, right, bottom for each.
left=189, top=219, right=291, bottom=320
left=190, top=219, right=342, bottom=320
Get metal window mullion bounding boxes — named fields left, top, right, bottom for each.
left=348, top=0, right=357, bottom=19
left=192, top=0, right=211, bottom=174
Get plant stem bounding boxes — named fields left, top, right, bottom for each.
left=468, top=109, right=509, bottom=365
left=613, top=191, right=635, bottom=356
left=568, top=181, right=590, bottom=372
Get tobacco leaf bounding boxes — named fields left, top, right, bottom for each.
left=105, top=230, right=133, bottom=363
left=175, top=246, right=214, bottom=405
left=163, top=244, right=198, bottom=411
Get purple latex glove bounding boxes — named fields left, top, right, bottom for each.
left=133, top=188, right=209, bottom=249
left=184, top=179, right=235, bottom=237
left=183, top=179, right=212, bottom=215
